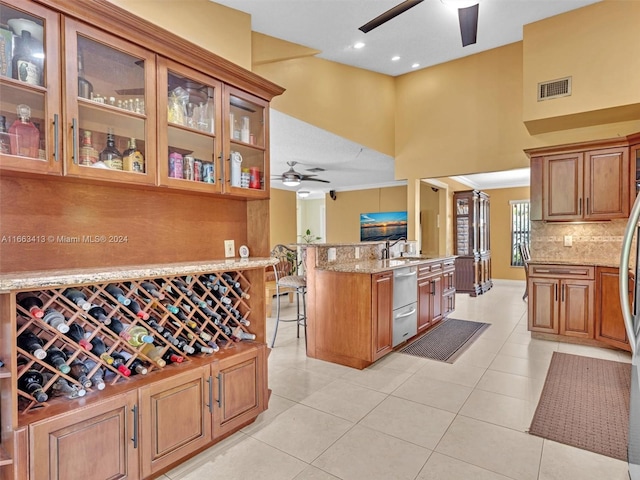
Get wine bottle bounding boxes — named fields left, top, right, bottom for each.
left=68, top=359, right=92, bottom=388
left=17, top=330, right=47, bottom=359
left=45, top=347, right=71, bottom=374
left=88, top=305, right=111, bottom=325
left=162, top=350, right=184, bottom=364
left=140, top=343, right=167, bottom=368
left=231, top=326, right=256, bottom=342
left=110, top=352, right=131, bottom=377
left=99, top=129, right=123, bottom=170
left=105, top=284, right=130, bottom=305
left=120, top=351, right=148, bottom=375
left=65, top=323, right=93, bottom=351
left=175, top=307, right=198, bottom=329
left=106, top=317, right=131, bottom=341
left=18, top=370, right=48, bottom=403
left=206, top=340, right=220, bottom=353
left=126, top=325, right=154, bottom=347
left=16, top=293, right=45, bottom=318
left=231, top=283, right=250, bottom=300
left=122, top=137, right=145, bottom=173
left=77, top=51, right=93, bottom=99
left=198, top=345, right=215, bottom=354
left=42, top=308, right=71, bottom=333
left=213, top=318, right=233, bottom=337
left=8, top=104, right=39, bottom=158
left=78, top=130, right=99, bottom=166
left=160, top=329, right=179, bottom=346
left=89, top=337, right=114, bottom=365
left=84, top=359, right=106, bottom=390
left=141, top=282, right=164, bottom=300
left=126, top=299, right=150, bottom=320
left=12, top=30, right=41, bottom=86
left=43, top=372, right=86, bottom=398
left=63, top=289, right=91, bottom=310
left=172, top=279, right=192, bottom=296
left=146, top=317, right=164, bottom=333
left=211, top=287, right=232, bottom=305
left=176, top=336, right=195, bottom=355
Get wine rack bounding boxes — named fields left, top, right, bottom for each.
left=14, top=271, right=255, bottom=414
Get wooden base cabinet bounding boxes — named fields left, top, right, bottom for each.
left=372, top=272, right=393, bottom=361
left=140, top=367, right=212, bottom=479
left=595, top=267, right=632, bottom=351
left=30, top=391, right=139, bottom=480
left=442, top=261, right=456, bottom=317
left=417, top=263, right=443, bottom=333
left=528, top=264, right=594, bottom=339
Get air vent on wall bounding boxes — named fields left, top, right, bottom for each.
left=537, top=77, right=572, bottom=101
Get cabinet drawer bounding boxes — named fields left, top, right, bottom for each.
left=530, top=264, right=594, bottom=280
left=392, top=303, right=417, bottom=347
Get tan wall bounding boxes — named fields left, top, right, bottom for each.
left=523, top=0, right=640, bottom=134
left=108, top=0, right=252, bottom=70
left=484, top=186, right=530, bottom=281
left=253, top=55, right=396, bottom=157
left=269, top=189, right=297, bottom=248
left=326, top=186, right=407, bottom=243
left=419, top=183, right=439, bottom=257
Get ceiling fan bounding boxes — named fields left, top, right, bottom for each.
left=359, top=0, right=479, bottom=47
left=274, top=161, right=330, bottom=186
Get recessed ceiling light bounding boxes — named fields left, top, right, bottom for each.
left=411, top=63, right=420, bottom=68
left=391, top=56, right=401, bottom=61
left=354, top=42, right=365, bottom=49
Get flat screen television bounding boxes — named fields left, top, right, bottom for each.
left=360, top=211, right=408, bottom=241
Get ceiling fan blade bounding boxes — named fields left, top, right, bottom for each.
left=359, top=0, right=424, bottom=33
left=458, top=3, right=479, bottom=47
left=304, top=178, right=330, bottom=183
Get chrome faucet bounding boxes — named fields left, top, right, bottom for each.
left=381, top=237, right=407, bottom=260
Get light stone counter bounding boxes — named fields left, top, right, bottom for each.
left=529, top=257, right=622, bottom=269
left=0, top=257, right=277, bottom=293
left=316, top=256, right=455, bottom=274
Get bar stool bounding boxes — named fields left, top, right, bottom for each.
left=518, top=243, right=531, bottom=300
left=270, top=244, right=307, bottom=348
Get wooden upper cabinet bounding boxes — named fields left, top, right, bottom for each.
left=157, top=57, right=223, bottom=193
left=63, top=18, right=157, bottom=186
left=529, top=139, right=631, bottom=222
left=0, top=0, right=62, bottom=175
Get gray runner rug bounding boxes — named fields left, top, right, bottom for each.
left=398, top=318, right=489, bottom=363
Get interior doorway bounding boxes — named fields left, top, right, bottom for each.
left=297, top=195, right=326, bottom=243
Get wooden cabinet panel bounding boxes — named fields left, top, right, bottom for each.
left=139, top=367, right=211, bottom=478
left=529, top=277, right=559, bottom=333
left=214, top=345, right=266, bottom=438
left=417, top=275, right=432, bottom=333
left=543, top=153, right=583, bottom=220
left=584, top=147, right=629, bottom=219
left=372, top=272, right=393, bottom=360
left=559, top=280, right=594, bottom=338
left=30, top=391, right=138, bottom=480
left=596, top=267, right=631, bottom=351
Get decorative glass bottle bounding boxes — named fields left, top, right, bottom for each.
left=9, top=104, right=39, bottom=158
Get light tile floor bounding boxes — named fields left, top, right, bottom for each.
left=163, top=280, right=632, bottom=480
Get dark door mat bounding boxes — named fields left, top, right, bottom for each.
left=398, top=318, right=490, bottom=363
left=529, top=352, right=631, bottom=461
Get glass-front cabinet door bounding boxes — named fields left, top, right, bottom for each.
left=158, top=57, right=222, bottom=193
left=63, top=18, right=156, bottom=185
left=223, top=86, right=268, bottom=197
left=0, top=0, right=61, bottom=174
left=454, top=196, right=470, bottom=255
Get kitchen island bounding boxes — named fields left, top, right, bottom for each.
left=303, top=244, right=456, bottom=369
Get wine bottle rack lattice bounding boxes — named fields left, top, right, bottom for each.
left=15, top=270, right=254, bottom=413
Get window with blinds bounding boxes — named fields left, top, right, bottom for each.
left=511, top=200, right=530, bottom=266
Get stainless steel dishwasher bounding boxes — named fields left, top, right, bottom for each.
left=392, top=266, right=418, bottom=347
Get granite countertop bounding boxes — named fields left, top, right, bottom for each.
left=0, top=257, right=277, bottom=293
left=317, top=256, right=455, bottom=274
left=529, top=257, right=621, bottom=268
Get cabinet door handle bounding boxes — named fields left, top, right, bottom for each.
left=131, top=404, right=139, bottom=449
left=71, top=118, right=78, bottom=164
left=53, top=114, right=59, bottom=162
left=395, top=271, right=417, bottom=277
left=579, top=197, right=582, bottom=215
left=555, top=284, right=558, bottom=301
left=219, top=151, right=224, bottom=183
left=562, top=283, right=565, bottom=302
left=216, top=372, right=223, bottom=408
left=430, top=280, right=435, bottom=296
left=396, top=307, right=417, bottom=319
left=207, top=375, right=213, bottom=414
left=586, top=197, right=590, bottom=216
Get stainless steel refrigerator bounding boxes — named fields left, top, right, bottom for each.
left=619, top=194, right=640, bottom=478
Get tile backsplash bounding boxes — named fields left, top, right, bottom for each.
left=530, top=219, right=628, bottom=264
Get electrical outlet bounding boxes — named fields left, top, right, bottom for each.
left=224, top=240, right=235, bottom=257
left=355, top=246, right=360, bottom=259
left=564, top=235, right=573, bottom=247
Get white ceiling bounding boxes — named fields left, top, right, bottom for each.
left=213, top=0, right=601, bottom=195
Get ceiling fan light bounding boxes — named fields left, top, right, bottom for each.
left=297, top=190, right=310, bottom=198
left=283, top=178, right=300, bottom=187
